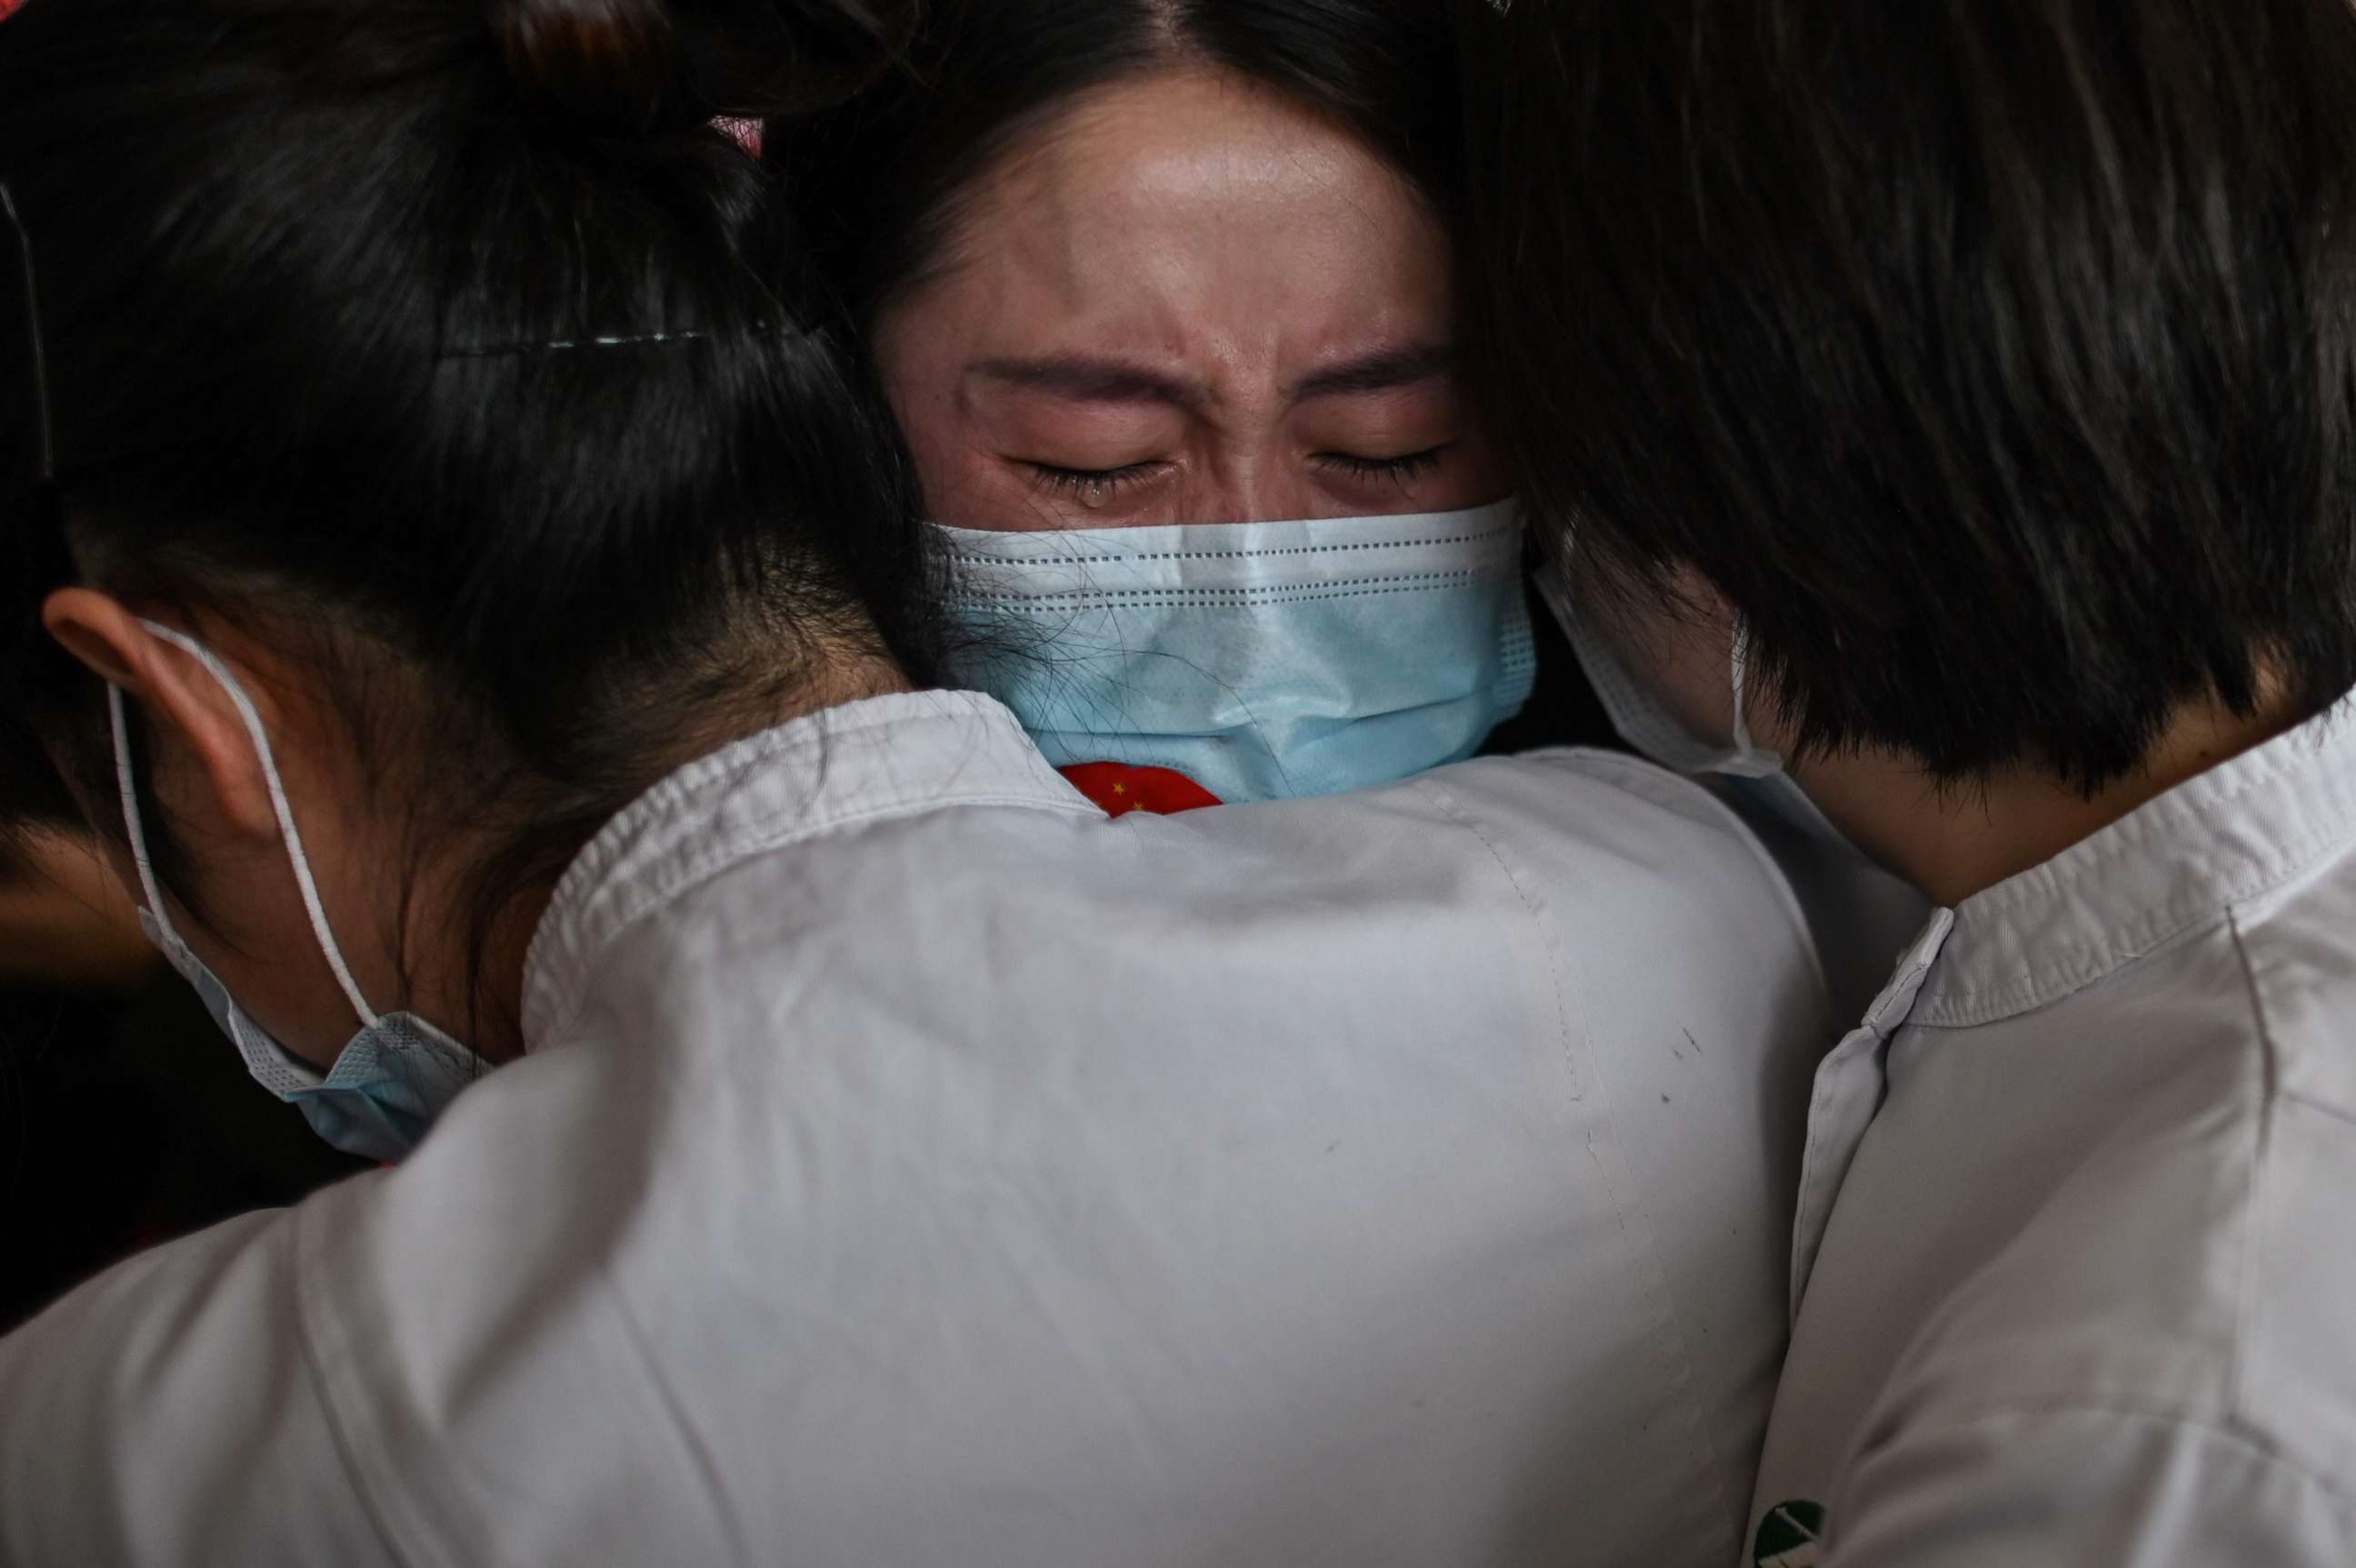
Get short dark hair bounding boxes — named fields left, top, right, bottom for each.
left=1463, top=0, right=2356, bottom=790
left=769, top=0, right=1462, bottom=328
left=0, top=0, right=929, bottom=979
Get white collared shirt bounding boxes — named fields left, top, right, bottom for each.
left=1, top=691, right=1829, bottom=1568
left=1750, top=696, right=2356, bottom=1566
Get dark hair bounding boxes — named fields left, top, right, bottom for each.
left=1463, top=0, right=2356, bottom=791
left=0, top=0, right=929, bottom=988
left=769, top=0, right=1461, bottom=328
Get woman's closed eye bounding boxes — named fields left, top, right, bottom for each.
left=1022, top=444, right=1460, bottom=510
left=1023, top=458, right=1171, bottom=498
left=1314, top=444, right=1451, bottom=490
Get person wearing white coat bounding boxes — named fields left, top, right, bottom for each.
left=0, top=1, right=1842, bottom=1563
left=1463, top=0, right=2356, bottom=1560
left=2, top=688, right=1832, bottom=1567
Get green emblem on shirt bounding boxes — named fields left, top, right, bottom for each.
left=1752, top=1500, right=1826, bottom=1567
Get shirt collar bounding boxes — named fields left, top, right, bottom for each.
left=521, top=689, right=1095, bottom=1046
left=1911, top=694, right=2356, bottom=1028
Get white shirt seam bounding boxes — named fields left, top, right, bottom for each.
left=292, top=1192, right=440, bottom=1568
left=1842, top=1400, right=2356, bottom=1522
left=1410, top=769, right=1741, bottom=1562
left=533, top=693, right=1017, bottom=953
left=1517, top=748, right=1836, bottom=1019
left=1910, top=693, right=2356, bottom=1025
left=2280, top=1086, right=2356, bottom=1130
left=1912, top=812, right=2356, bottom=1027
left=532, top=789, right=1100, bottom=1049
left=2223, top=904, right=2280, bottom=1432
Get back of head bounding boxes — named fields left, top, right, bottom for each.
left=0, top=0, right=927, bottom=891
left=1463, top=0, right=2356, bottom=790
left=770, top=0, right=1461, bottom=328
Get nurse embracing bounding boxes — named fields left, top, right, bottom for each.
left=1, top=1, right=1834, bottom=1564
left=1468, top=0, right=2356, bottom=1562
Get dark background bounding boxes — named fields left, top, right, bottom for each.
left=0, top=974, right=363, bottom=1333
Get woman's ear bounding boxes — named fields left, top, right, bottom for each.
left=40, top=589, right=282, bottom=842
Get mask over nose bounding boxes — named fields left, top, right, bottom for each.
left=934, top=500, right=1536, bottom=806
left=109, top=621, right=476, bottom=1162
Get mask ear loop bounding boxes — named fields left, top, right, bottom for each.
left=130, top=619, right=386, bottom=1030
left=1722, top=615, right=1792, bottom=778
left=109, top=684, right=175, bottom=925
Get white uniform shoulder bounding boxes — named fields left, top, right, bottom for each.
left=1760, top=701, right=2356, bottom=1567
left=1, top=701, right=1838, bottom=1568
left=1858, top=832, right=2356, bottom=1493
left=1826, top=1405, right=2356, bottom=1567
left=1402, top=747, right=1830, bottom=1004
left=0, top=1206, right=395, bottom=1567
left=1428, top=744, right=1813, bottom=858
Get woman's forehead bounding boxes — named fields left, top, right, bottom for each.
left=897, top=65, right=1456, bottom=395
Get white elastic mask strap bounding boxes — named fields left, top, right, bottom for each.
left=125, top=621, right=383, bottom=1027
left=109, top=683, right=173, bottom=927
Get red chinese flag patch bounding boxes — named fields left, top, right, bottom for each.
left=1060, top=762, right=1223, bottom=819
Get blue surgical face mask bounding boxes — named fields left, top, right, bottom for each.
left=1532, top=553, right=1866, bottom=853
left=109, top=622, right=476, bottom=1162
left=934, top=500, right=1536, bottom=804
left=1532, top=554, right=1782, bottom=780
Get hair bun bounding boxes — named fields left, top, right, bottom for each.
left=491, top=0, right=679, bottom=135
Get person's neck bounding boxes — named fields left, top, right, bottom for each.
left=421, top=644, right=916, bottom=1063
left=1789, top=692, right=2307, bottom=908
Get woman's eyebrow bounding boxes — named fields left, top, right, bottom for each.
left=1288, top=344, right=1457, bottom=404
left=967, top=355, right=1203, bottom=410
